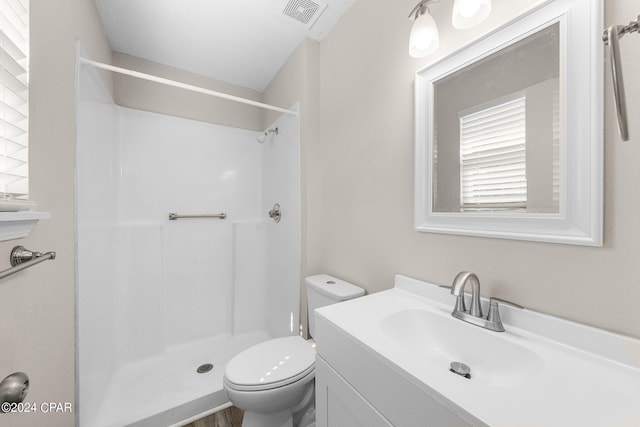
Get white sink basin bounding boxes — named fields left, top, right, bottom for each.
left=315, top=274, right=640, bottom=427
left=380, top=309, right=545, bottom=387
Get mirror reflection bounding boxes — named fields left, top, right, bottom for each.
left=432, top=24, right=560, bottom=214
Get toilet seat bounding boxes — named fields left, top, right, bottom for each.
left=224, top=336, right=316, bottom=392
left=225, top=365, right=315, bottom=392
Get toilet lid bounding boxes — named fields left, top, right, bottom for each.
left=224, top=336, right=315, bottom=390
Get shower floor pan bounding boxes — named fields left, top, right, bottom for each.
left=92, top=330, right=272, bottom=427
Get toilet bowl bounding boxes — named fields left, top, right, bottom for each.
left=223, top=274, right=364, bottom=427
left=224, top=336, right=316, bottom=427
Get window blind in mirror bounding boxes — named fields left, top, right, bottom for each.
left=459, top=96, right=526, bottom=211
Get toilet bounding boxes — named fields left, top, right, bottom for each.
left=223, top=274, right=365, bottom=427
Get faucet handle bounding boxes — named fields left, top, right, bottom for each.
left=489, top=297, right=524, bottom=310
left=486, top=297, right=523, bottom=332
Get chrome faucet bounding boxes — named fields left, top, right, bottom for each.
left=449, top=271, right=523, bottom=332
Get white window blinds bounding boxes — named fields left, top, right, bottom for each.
left=459, top=96, right=526, bottom=211
left=0, top=0, right=28, bottom=199
left=552, top=89, right=560, bottom=209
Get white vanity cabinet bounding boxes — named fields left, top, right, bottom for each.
left=314, top=274, right=640, bottom=426
left=314, top=315, right=478, bottom=427
left=315, top=356, right=392, bottom=427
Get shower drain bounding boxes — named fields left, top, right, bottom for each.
left=197, top=363, right=214, bottom=374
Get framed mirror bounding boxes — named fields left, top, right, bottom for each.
left=415, top=0, right=603, bottom=246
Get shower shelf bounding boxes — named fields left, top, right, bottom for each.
left=0, top=211, right=51, bottom=242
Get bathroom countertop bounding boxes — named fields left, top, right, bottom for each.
left=315, top=274, right=640, bottom=427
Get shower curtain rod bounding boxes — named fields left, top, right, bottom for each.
left=79, top=57, right=298, bottom=116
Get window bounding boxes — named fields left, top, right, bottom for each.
left=0, top=0, right=29, bottom=199
left=459, top=96, right=526, bottom=211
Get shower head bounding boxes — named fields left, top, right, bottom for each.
left=257, top=127, right=278, bottom=143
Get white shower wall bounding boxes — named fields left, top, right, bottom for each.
left=77, top=59, right=300, bottom=426
left=114, top=108, right=267, bottom=360
left=77, top=62, right=119, bottom=424
left=261, top=110, right=302, bottom=337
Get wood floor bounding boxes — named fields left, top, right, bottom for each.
left=182, top=406, right=244, bottom=427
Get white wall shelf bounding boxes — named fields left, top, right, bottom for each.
left=0, top=211, right=51, bottom=241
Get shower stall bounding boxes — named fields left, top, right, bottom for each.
left=76, top=52, right=301, bottom=427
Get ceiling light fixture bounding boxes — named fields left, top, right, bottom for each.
left=452, top=0, right=492, bottom=29
left=408, top=0, right=492, bottom=58
left=408, top=0, right=440, bottom=57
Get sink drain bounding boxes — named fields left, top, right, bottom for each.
left=449, top=361, right=471, bottom=379
left=197, top=363, right=213, bottom=374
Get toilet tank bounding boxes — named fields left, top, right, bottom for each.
left=306, top=274, right=364, bottom=338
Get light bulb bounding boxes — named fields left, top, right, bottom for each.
left=409, top=8, right=440, bottom=58
left=457, top=0, right=481, bottom=17
left=452, top=0, right=491, bottom=29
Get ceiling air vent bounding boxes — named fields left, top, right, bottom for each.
left=280, top=0, right=328, bottom=28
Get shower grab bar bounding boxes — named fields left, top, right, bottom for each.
left=603, top=15, right=640, bottom=141
left=0, top=246, right=56, bottom=281
left=168, top=212, right=227, bottom=220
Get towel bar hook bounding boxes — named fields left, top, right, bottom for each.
left=10, top=246, right=44, bottom=266
left=603, top=15, right=640, bottom=141
left=0, top=246, right=56, bottom=281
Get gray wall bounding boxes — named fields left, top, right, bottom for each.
left=314, top=0, right=640, bottom=339
left=0, top=1, right=113, bottom=426
left=113, top=52, right=263, bottom=131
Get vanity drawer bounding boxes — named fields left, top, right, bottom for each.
left=316, top=356, right=392, bottom=427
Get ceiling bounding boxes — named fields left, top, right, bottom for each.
left=94, top=0, right=355, bottom=92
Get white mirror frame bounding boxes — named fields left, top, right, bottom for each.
left=415, top=0, right=603, bottom=246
